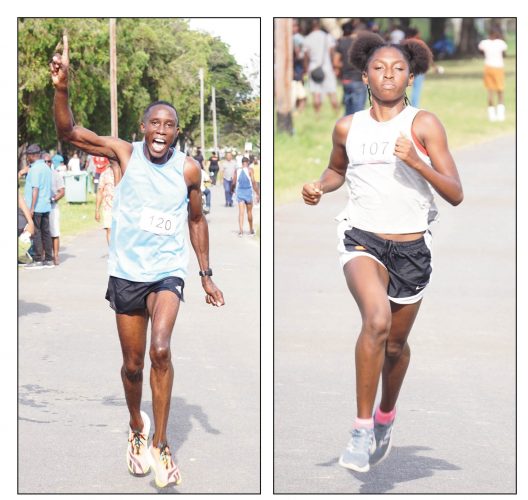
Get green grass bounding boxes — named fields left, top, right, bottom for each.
left=275, top=56, right=515, bottom=204
left=58, top=192, right=100, bottom=240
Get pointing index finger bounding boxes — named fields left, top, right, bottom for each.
left=62, top=32, right=69, bottom=63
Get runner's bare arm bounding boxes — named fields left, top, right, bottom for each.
left=397, top=111, right=463, bottom=206
left=302, top=115, right=352, bottom=205
left=50, top=34, right=132, bottom=171
left=184, top=157, right=225, bottom=307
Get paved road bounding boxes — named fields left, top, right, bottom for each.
left=18, top=183, right=260, bottom=494
left=274, top=135, right=516, bottom=493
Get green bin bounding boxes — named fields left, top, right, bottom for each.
left=64, top=172, right=88, bottom=203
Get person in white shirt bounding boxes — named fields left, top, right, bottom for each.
left=67, top=151, right=81, bottom=172
left=303, top=18, right=339, bottom=114
left=302, top=32, right=463, bottom=473
left=478, top=26, right=508, bottom=122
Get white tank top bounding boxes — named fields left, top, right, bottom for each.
left=340, top=106, right=438, bottom=233
left=108, top=142, right=189, bottom=282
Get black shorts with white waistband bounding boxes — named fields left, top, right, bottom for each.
left=337, top=225, right=433, bottom=304
left=105, top=275, right=185, bottom=314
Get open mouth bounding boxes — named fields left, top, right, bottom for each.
left=152, top=138, right=167, bottom=153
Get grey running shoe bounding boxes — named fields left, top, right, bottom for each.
left=24, top=261, right=44, bottom=269
left=370, top=418, right=395, bottom=466
left=338, top=428, right=376, bottom=472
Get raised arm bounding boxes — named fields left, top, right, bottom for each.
left=302, top=115, right=352, bottom=205
left=184, top=157, right=225, bottom=307
left=50, top=34, right=133, bottom=171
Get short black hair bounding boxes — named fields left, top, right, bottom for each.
left=342, top=21, right=354, bottom=36
left=142, top=100, right=179, bottom=125
left=350, top=32, right=432, bottom=76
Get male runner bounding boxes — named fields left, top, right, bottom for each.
left=51, top=34, right=225, bottom=488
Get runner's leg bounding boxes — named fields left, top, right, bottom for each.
left=379, top=300, right=422, bottom=413
left=343, top=256, right=391, bottom=419
left=116, top=311, right=149, bottom=430
left=146, top=290, right=180, bottom=447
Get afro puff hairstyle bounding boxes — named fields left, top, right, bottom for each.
left=350, top=32, right=432, bottom=76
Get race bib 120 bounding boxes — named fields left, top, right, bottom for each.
left=139, top=207, right=177, bottom=236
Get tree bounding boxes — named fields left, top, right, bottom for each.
left=457, top=18, right=480, bottom=57
left=17, top=18, right=259, bottom=159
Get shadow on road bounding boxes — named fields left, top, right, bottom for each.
left=317, top=446, right=461, bottom=493
left=102, top=394, right=220, bottom=455
left=18, top=300, right=52, bottom=317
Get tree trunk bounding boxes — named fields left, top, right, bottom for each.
left=457, top=18, right=479, bottom=56
left=274, top=19, right=293, bottom=135
left=399, top=18, right=411, bottom=30
left=430, top=18, right=447, bottom=43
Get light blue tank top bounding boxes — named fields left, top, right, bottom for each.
left=108, top=142, right=189, bottom=282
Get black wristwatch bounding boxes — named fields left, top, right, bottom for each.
left=199, top=268, right=213, bottom=277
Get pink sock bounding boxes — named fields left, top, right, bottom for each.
left=374, top=406, right=396, bottom=425
left=353, top=417, right=374, bottom=430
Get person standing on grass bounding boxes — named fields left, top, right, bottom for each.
left=43, top=151, right=65, bottom=265
left=302, top=32, right=463, bottom=472
left=478, top=25, right=508, bottom=122
left=51, top=33, right=224, bottom=488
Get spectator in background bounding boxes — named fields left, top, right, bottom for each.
left=251, top=157, right=260, bottom=198
left=51, top=150, right=64, bottom=170
left=44, top=151, right=65, bottom=265
left=292, top=19, right=307, bottom=112
left=23, top=144, right=54, bottom=268
left=334, top=21, right=367, bottom=115
left=207, top=151, right=220, bottom=185
left=92, top=155, right=110, bottom=193
left=200, top=164, right=212, bottom=214
left=193, top=147, right=204, bottom=169
left=303, top=18, right=339, bottom=114
left=478, top=25, right=508, bottom=122
left=95, top=159, right=116, bottom=245
left=68, top=150, right=81, bottom=173
left=18, top=188, right=35, bottom=265
left=221, top=151, right=237, bottom=207
left=56, top=159, right=67, bottom=177
left=388, top=23, right=405, bottom=44
left=232, top=157, right=260, bottom=237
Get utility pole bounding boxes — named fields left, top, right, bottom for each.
left=199, top=68, right=205, bottom=154
left=274, top=18, right=293, bottom=134
left=211, top=86, right=218, bottom=152
left=109, top=18, right=118, bottom=137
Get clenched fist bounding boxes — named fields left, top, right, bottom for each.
left=302, top=181, right=324, bottom=205
left=394, top=131, right=422, bottom=170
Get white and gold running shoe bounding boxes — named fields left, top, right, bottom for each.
left=148, top=443, right=182, bottom=488
left=127, top=410, right=151, bottom=476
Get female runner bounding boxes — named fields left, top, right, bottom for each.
left=302, top=32, right=463, bottom=472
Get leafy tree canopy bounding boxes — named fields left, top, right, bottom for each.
left=18, top=18, right=259, bottom=156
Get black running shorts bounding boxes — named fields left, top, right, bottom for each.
left=339, top=226, right=432, bottom=304
left=105, top=275, right=185, bottom=314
